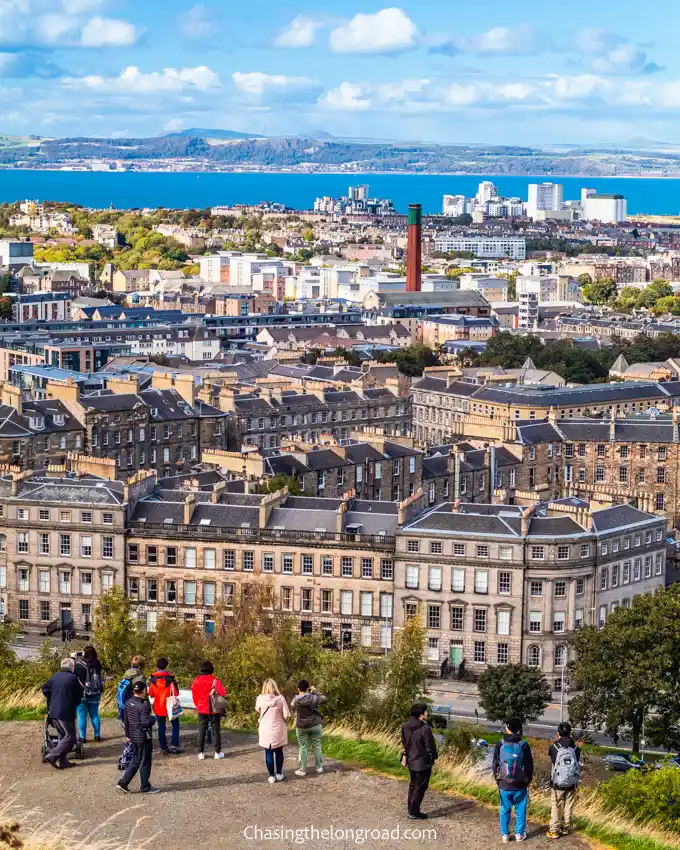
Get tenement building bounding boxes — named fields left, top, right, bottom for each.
left=394, top=499, right=667, bottom=687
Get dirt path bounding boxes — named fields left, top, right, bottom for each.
left=0, top=720, right=589, bottom=849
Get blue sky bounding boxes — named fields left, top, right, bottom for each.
left=2, top=0, right=679, bottom=144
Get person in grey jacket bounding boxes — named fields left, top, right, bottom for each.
left=291, top=679, right=327, bottom=777
left=117, top=681, right=160, bottom=794
left=401, top=703, right=438, bottom=820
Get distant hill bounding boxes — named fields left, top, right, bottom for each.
left=163, top=128, right=265, bottom=140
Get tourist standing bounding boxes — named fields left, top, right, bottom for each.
left=255, top=679, right=290, bottom=784
left=400, top=703, right=438, bottom=820
left=149, top=658, right=183, bottom=755
left=547, top=722, right=581, bottom=840
left=117, top=681, right=160, bottom=794
left=492, top=717, right=534, bottom=843
left=42, top=658, right=84, bottom=769
left=291, top=679, right=326, bottom=777
left=75, top=646, right=104, bottom=743
left=191, top=660, right=227, bottom=760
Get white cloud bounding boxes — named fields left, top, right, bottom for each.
left=81, top=16, right=141, bottom=46
left=329, top=8, right=417, bottom=54
left=232, top=71, right=317, bottom=96
left=321, top=82, right=372, bottom=111
left=464, top=25, right=548, bottom=55
left=64, top=65, right=221, bottom=94
left=274, top=15, right=321, bottom=48
left=36, top=13, right=80, bottom=43
left=180, top=4, right=222, bottom=39
left=575, top=29, right=662, bottom=75
left=61, top=0, right=107, bottom=12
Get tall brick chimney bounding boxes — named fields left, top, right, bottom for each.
left=406, top=203, right=422, bottom=292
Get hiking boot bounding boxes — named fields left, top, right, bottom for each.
left=547, top=831, right=561, bottom=840
left=560, top=826, right=570, bottom=836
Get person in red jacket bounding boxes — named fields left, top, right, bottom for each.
left=191, top=660, right=227, bottom=760
left=149, top=658, right=184, bottom=755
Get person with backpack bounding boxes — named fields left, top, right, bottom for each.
left=117, top=656, right=146, bottom=722
left=492, top=717, right=534, bottom=843
left=291, top=679, right=326, bottom=777
left=75, top=646, right=104, bottom=743
left=149, top=658, right=183, bottom=755
left=191, top=660, right=227, bottom=760
left=255, top=678, right=290, bottom=784
left=401, top=703, right=438, bottom=820
left=116, top=681, right=160, bottom=794
left=547, top=722, right=581, bottom=840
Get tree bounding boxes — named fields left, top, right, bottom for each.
left=477, top=664, right=551, bottom=725
left=583, top=277, right=617, bottom=305
left=394, top=344, right=440, bottom=377
left=93, top=586, right=138, bottom=676
left=497, top=270, right=519, bottom=301
left=256, top=474, right=301, bottom=496
left=645, top=712, right=680, bottom=755
left=0, top=297, right=12, bottom=319
left=577, top=273, right=593, bottom=287
left=381, top=614, right=427, bottom=724
left=636, top=280, right=674, bottom=310
left=650, top=295, right=680, bottom=317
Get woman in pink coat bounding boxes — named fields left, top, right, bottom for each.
left=255, top=678, right=290, bottom=784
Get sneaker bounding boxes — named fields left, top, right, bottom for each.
left=268, top=776, right=276, bottom=784
left=515, top=835, right=526, bottom=842
left=141, top=787, right=161, bottom=794
left=316, top=766, right=324, bottom=774
left=407, top=813, right=427, bottom=820
left=295, top=769, right=307, bottom=776
left=160, top=749, right=171, bottom=756
left=501, top=837, right=510, bottom=845
left=94, top=736, right=103, bottom=742
left=547, top=832, right=561, bottom=840
left=560, top=827, right=570, bottom=836
left=214, top=752, right=225, bottom=760
left=198, top=753, right=205, bottom=761
left=275, top=773, right=285, bottom=782
left=170, top=746, right=184, bottom=754
left=116, top=782, right=130, bottom=794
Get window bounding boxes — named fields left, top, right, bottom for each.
left=184, top=581, right=196, bottom=605
left=473, top=608, right=487, bottom=633
left=635, top=534, right=642, bottom=547
left=427, top=637, right=439, bottom=662
left=656, top=493, right=665, bottom=510
left=380, top=625, right=392, bottom=649
left=281, top=588, right=293, bottom=611
left=612, top=563, right=620, bottom=587
left=531, top=545, right=545, bottom=561
left=498, top=571, right=511, bottom=594
left=427, top=604, right=441, bottom=629
left=613, top=540, right=619, bottom=553
left=451, top=568, right=465, bottom=592
left=81, top=511, right=92, bottom=524
left=340, top=591, right=353, bottom=616
left=360, top=624, right=372, bottom=647
left=497, top=609, right=510, bottom=636
left=262, top=553, right=274, bottom=573
left=601, top=542, right=608, bottom=556
left=17, top=532, right=28, bottom=554
left=529, top=611, right=542, bottom=633
left=166, top=547, right=177, bottom=567
left=527, top=645, right=541, bottom=667
left=223, top=550, right=235, bottom=571
left=657, top=528, right=664, bottom=542
left=407, top=540, right=420, bottom=553
left=406, top=565, right=419, bottom=589
left=530, top=580, right=543, bottom=597
left=17, top=508, right=27, bottom=520
left=60, top=571, right=71, bottom=594
left=474, top=570, right=489, bottom=594
left=624, top=536, right=630, bottom=550
left=380, top=559, right=393, bottom=580
left=473, top=642, right=486, bottom=664
left=620, top=446, right=629, bottom=459
left=476, top=544, right=489, bottom=558
left=634, top=558, right=642, bottom=581
left=453, top=543, right=466, bottom=557
left=361, top=557, right=373, bottom=578
left=645, top=556, right=652, bottom=579
left=37, top=532, right=50, bottom=556
left=598, top=605, right=607, bottom=629
left=59, top=510, right=71, bottom=522
left=81, top=536, right=92, bottom=557
left=321, top=590, right=332, bottom=613
left=380, top=592, right=393, bottom=619
left=596, top=466, right=605, bottom=482
left=429, top=566, right=442, bottom=591
left=499, top=546, right=512, bottom=561
left=102, top=537, right=113, bottom=559
left=554, top=644, right=567, bottom=669
left=39, top=508, right=49, bottom=521
left=451, top=607, right=464, bottom=631
left=360, top=591, right=373, bottom=617
left=301, top=589, right=312, bottom=613
left=322, top=556, right=333, bottom=576
left=243, top=551, right=254, bottom=572
left=497, top=643, right=509, bottom=664
left=165, top=581, right=177, bottom=603
left=658, top=446, right=668, bottom=461
left=18, top=600, right=29, bottom=621
left=39, top=570, right=50, bottom=593
left=200, top=549, right=215, bottom=570
left=619, top=467, right=628, bottom=484
left=580, top=544, right=589, bottom=558
left=553, top=612, right=566, bottom=634
left=428, top=541, right=443, bottom=556
left=40, top=600, right=50, bottom=622
left=341, top=557, right=353, bottom=577
left=554, top=579, right=566, bottom=598
left=623, top=561, right=631, bottom=583
left=18, top=568, right=29, bottom=592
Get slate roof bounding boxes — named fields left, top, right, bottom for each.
left=591, top=504, right=661, bottom=532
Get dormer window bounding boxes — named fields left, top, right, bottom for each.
left=53, top=415, right=65, bottom=426
left=30, top=416, right=45, bottom=430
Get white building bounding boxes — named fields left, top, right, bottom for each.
left=442, top=195, right=471, bottom=217
left=526, top=183, right=564, bottom=219
left=476, top=182, right=498, bottom=205
left=581, top=192, right=628, bottom=223
left=199, top=254, right=230, bottom=283
left=0, top=239, right=34, bottom=268
left=434, top=236, right=526, bottom=260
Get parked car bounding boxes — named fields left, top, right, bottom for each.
left=603, top=753, right=646, bottom=772
left=653, top=756, right=680, bottom=770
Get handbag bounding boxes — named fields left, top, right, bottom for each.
left=209, top=678, right=228, bottom=716
left=166, top=693, right=183, bottom=720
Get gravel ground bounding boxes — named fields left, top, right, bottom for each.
left=0, top=720, right=589, bottom=849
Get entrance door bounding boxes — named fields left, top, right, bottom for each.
left=450, top=643, right=463, bottom=667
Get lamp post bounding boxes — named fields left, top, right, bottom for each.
left=560, top=654, right=569, bottom=722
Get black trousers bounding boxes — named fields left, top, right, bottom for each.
left=408, top=768, right=432, bottom=815
left=121, top=739, right=153, bottom=790
left=48, top=718, right=76, bottom=768
left=198, top=713, right=221, bottom=753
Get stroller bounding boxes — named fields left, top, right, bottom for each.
left=40, top=715, right=85, bottom=763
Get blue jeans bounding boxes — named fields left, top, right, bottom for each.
left=499, top=788, right=528, bottom=837
left=76, top=695, right=101, bottom=741
left=156, top=715, right=180, bottom=751
left=264, top=746, right=284, bottom=777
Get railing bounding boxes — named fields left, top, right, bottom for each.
left=129, top=521, right=395, bottom=547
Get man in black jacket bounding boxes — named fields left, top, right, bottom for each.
left=401, top=703, right=438, bottom=820
left=42, top=658, right=84, bottom=769
left=117, top=681, right=160, bottom=794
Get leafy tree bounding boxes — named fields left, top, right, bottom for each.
left=577, top=273, right=593, bottom=286
left=394, top=344, right=440, bottom=377
left=381, top=614, right=427, bottom=724
left=646, top=712, right=680, bottom=755
left=256, top=474, right=301, bottom=496
left=0, top=621, right=19, bottom=670
left=0, top=297, right=12, bottom=319
left=636, top=280, right=674, bottom=310
left=312, top=647, right=378, bottom=722
left=650, top=295, right=680, bottom=316
left=583, top=277, right=617, bottom=305
left=614, top=286, right=642, bottom=312
left=497, top=270, right=519, bottom=301
left=477, top=663, right=551, bottom=725
left=93, top=586, right=138, bottom=676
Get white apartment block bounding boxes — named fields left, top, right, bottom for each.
left=434, top=236, right=526, bottom=260
left=527, top=183, right=564, bottom=219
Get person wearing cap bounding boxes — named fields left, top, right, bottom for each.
left=492, top=717, right=534, bottom=843
left=117, top=681, right=160, bottom=794
left=400, top=703, right=438, bottom=820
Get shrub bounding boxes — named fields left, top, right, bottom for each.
left=380, top=615, right=427, bottom=724
left=440, top=722, right=477, bottom=759
left=477, top=664, right=551, bottom=725
left=311, top=647, right=378, bottom=723
left=599, top=766, right=680, bottom=833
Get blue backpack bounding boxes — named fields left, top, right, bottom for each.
left=116, top=677, right=132, bottom=717
left=498, top=740, right=528, bottom=784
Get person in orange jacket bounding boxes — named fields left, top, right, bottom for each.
left=149, top=658, right=183, bottom=755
